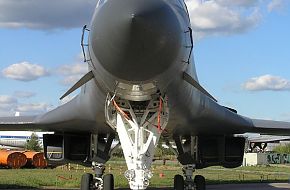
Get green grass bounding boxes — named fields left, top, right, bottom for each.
left=0, top=162, right=290, bottom=189
left=0, top=168, right=83, bottom=189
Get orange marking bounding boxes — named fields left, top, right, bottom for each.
left=113, top=99, right=131, bottom=121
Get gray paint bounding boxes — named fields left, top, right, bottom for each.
left=91, top=0, right=182, bottom=82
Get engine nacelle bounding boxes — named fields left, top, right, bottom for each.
left=197, top=136, right=245, bottom=169
left=43, top=133, right=115, bottom=166
left=176, top=136, right=245, bottom=169
left=43, top=133, right=90, bottom=165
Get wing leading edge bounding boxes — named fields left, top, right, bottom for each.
left=0, top=114, right=97, bottom=132
left=0, top=95, right=103, bottom=133
left=0, top=116, right=37, bottom=130
left=249, top=118, right=290, bottom=135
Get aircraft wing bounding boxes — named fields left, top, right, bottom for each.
left=0, top=115, right=38, bottom=131
left=250, top=118, right=290, bottom=135
left=0, top=92, right=109, bottom=133
left=0, top=73, right=112, bottom=134
left=0, top=114, right=98, bottom=132
left=247, top=135, right=290, bottom=143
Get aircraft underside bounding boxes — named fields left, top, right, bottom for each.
left=42, top=92, right=246, bottom=190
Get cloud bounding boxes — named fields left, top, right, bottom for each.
left=185, top=0, right=262, bottom=39
left=0, top=0, right=263, bottom=37
left=243, top=75, right=290, bottom=91
left=2, top=62, right=49, bottom=81
left=215, top=0, right=259, bottom=7
left=0, top=95, right=17, bottom=104
left=267, top=0, right=288, bottom=12
left=15, top=103, right=52, bottom=113
left=0, top=95, right=18, bottom=113
left=57, top=55, right=88, bottom=86
left=13, top=91, right=36, bottom=99
left=58, top=63, right=88, bottom=76
left=0, top=0, right=96, bottom=30
left=0, top=0, right=271, bottom=40
left=0, top=94, right=52, bottom=116
left=60, top=75, right=84, bottom=86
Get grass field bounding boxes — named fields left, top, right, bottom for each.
left=0, top=161, right=290, bottom=189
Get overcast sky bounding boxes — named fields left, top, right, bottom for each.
left=0, top=0, right=290, bottom=121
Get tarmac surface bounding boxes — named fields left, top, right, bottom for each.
left=4, top=183, right=290, bottom=190
left=206, top=183, right=290, bottom=190
left=117, top=183, right=290, bottom=190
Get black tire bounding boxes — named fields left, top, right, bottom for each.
left=174, top=174, right=184, bottom=190
left=194, top=175, right=206, bottom=190
left=81, top=173, right=93, bottom=190
left=103, top=174, right=114, bottom=190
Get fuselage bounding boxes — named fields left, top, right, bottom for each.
left=37, top=0, right=253, bottom=136
left=84, top=0, right=253, bottom=136
left=89, top=0, right=195, bottom=96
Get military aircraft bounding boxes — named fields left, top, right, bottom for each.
left=1, top=0, right=290, bottom=189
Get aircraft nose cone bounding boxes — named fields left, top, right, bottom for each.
left=90, top=0, right=182, bottom=82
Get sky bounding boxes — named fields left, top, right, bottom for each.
left=0, top=0, right=290, bottom=121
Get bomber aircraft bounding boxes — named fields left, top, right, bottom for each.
left=1, top=0, right=290, bottom=190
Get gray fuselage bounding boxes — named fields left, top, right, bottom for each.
left=36, top=0, right=254, bottom=136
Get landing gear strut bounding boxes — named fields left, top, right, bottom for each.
left=105, top=94, right=169, bottom=189
left=183, top=164, right=195, bottom=189
left=92, top=163, right=106, bottom=190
